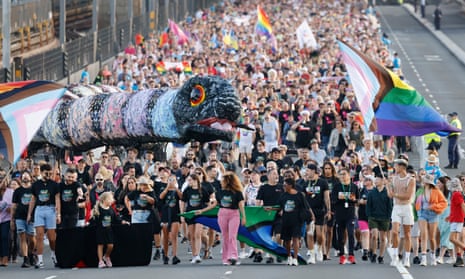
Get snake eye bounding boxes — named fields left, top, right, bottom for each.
left=190, top=85, right=206, bottom=107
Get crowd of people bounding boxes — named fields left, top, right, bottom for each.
left=0, top=0, right=464, bottom=270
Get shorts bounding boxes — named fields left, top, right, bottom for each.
left=418, top=209, right=439, bottom=224
left=239, top=144, right=253, bottom=154
left=96, top=227, right=113, bottom=245
left=272, top=216, right=282, bottom=236
left=450, top=222, right=464, bottom=233
left=314, top=214, right=326, bottom=226
left=368, top=218, right=390, bottom=232
left=15, top=219, right=35, bottom=235
left=34, top=205, right=57, bottom=229
left=358, top=220, right=369, bottom=232
left=391, top=204, right=414, bottom=226
left=281, top=223, right=302, bottom=241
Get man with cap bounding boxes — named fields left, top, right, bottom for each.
left=445, top=112, right=462, bottom=169
left=387, top=158, right=416, bottom=268
left=291, top=110, right=320, bottom=150
left=298, top=163, right=331, bottom=264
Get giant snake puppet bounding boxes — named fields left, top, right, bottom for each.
left=33, top=75, right=245, bottom=151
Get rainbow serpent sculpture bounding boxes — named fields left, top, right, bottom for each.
left=34, top=76, right=244, bottom=151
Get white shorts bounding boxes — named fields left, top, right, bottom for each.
left=450, top=222, right=464, bottom=233
left=239, top=144, right=253, bottom=154
left=391, top=204, right=414, bottom=226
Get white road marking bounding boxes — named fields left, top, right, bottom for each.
left=45, top=276, right=57, bottom=279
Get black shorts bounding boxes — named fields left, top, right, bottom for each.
left=161, top=207, right=180, bottom=223
left=96, top=227, right=113, bottom=245
left=281, top=223, right=302, bottom=241
left=314, top=214, right=326, bottom=226
left=272, top=215, right=282, bottom=235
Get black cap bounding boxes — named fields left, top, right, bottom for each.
left=449, top=112, right=458, bottom=117
left=307, top=164, right=318, bottom=171
left=271, top=147, right=280, bottom=153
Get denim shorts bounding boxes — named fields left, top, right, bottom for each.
left=131, top=210, right=151, bottom=224
left=15, top=219, right=35, bottom=235
left=34, top=205, right=57, bottom=229
left=418, top=209, right=439, bottom=223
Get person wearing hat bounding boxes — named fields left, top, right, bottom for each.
left=366, top=171, right=392, bottom=264
left=298, top=163, right=330, bottom=264
left=424, top=154, right=445, bottom=183
left=415, top=174, right=447, bottom=266
left=388, top=158, right=416, bottom=268
left=445, top=112, right=462, bottom=169
left=446, top=178, right=465, bottom=267
left=291, top=110, right=320, bottom=150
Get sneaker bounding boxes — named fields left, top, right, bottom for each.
left=317, top=248, right=323, bottom=262
left=239, top=251, right=248, bottom=259
left=307, top=253, right=316, bottom=264
left=172, top=256, right=181, bottom=265
left=378, top=256, right=384, bottom=264
left=436, top=256, right=443, bottom=264
left=229, top=258, right=239, bottom=265
left=103, top=256, right=112, bottom=267
left=413, top=256, right=420, bottom=264
left=291, top=258, right=298, bottom=266
left=370, top=253, right=377, bottom=263
left=287, top=256, right=292, bottom=265
left=266, top=257, right=274, bottom=264
left=430, top=254, right=437, bottom=266
left=191, top=257, right=197, bottom=264
left=306, top=249, right=311, bottom=256
left=362, top=251, right=368, bottom=261
left=390, top=256, right=399, bottom=267
left=403, top=258, right=410, bottom=268
left=447, top=257, right=457, bottom=264
left=181, top=237, right=188, bottom=244
left=163, top=256, right=169, bottom=265
left=348, top=255, right=356, bottom=264
left=339, top=255, right=346, bottom=265
left=98, top=260, right=106, bottom=268
left=248, top=250, right=256, bottom=259
left=35, top=261, right=44, bottom=269
left=153, top=249, right=161, bottom=260
left=420, top=255, right=427, bottom=266
left=21, top=260, right=31, bottom=268
left=195, top=255, right=202, bottom=263
left=254, top=252, right=263, bottom=263
left=454, top=257, right=464, bottom=267
left=354, top=242, right=362, bottom=251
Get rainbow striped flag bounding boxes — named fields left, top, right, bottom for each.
left=338, top=41, right=460, bottom=136
left=168, top=19, right=189, bottom=45
left=158, top=31, right=169, bottom=48
left=255, top=5, right=273, bottom=39
left=0, top=81, right=65, bottom=164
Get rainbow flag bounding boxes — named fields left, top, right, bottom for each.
left=255, top=5, right=273, bottom=39
left=168, top=19, right=189, bottom=45
left=0, top=81, right=65, bottom=164
left=338, top=41, right=460, bottom=136
left=158, top=32, right=168, bottom=48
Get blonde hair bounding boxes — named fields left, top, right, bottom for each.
left=92, top=192, right=113, bottom=217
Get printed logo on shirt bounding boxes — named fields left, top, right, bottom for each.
left=38, top=189, right=50, bottom=202
left=102, top=215, right=111, bottom=227
left=221, top=195, right=232, bottom=208
left=21, top=193, right=32, bottom=205
left=168, top=196, right=177, bottom=208
left=62, top=189, right=74, bottom=202
left=137, top=197, right=148, bottom=207
left=284, top=199, right=296, bottom=212
left=189, top=194, right=201, bottom=208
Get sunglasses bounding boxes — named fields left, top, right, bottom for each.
left=96, top=179, right=104, bottom=181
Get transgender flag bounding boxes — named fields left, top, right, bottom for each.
left=338, top=41, right=460, bottom=136
left=0, top=81, right=65, bottom=164
left=168, top=19, right=189, bottom=45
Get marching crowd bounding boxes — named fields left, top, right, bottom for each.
left=1, top=0, right=465, bottom=270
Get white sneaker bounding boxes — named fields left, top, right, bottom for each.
left=306, top=249, right=311, bottom=256
left=291, top=258, right=298, bottom=266
left=239, top=251, right=248, bottom=259
left=420, top=255, right=427, bottom=266
left=390, top=256, right=399, bottom=267
left=317, top=248, right=323, bottom=262
left=307, top=252, right=315, bottom=264
left=287, top=256, right=292, bottom=266
left=430, top=254, right=437, bottom=266
left=447, top=257, right=457, bottom=264
left=191, top=257, right=197, bottom=264
left=436, top=257, right=444, bottom=264
left=403, top=258, right=410, bottom=268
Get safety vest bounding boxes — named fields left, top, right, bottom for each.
left=424, top=132, right=441, bottom=144
left=450, top=118, right=462, bottom=137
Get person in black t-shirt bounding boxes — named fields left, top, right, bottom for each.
left=331, top=167, right=360, bottom=265
left=181, top=173, right=210, bottom=264
left=279, top=178, right=308, bottom=266
left=27, top=164, right=61, bottom=268
left=59, top=169, right=85, bottom=229
left=11, top=172, right=35, bottom=267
